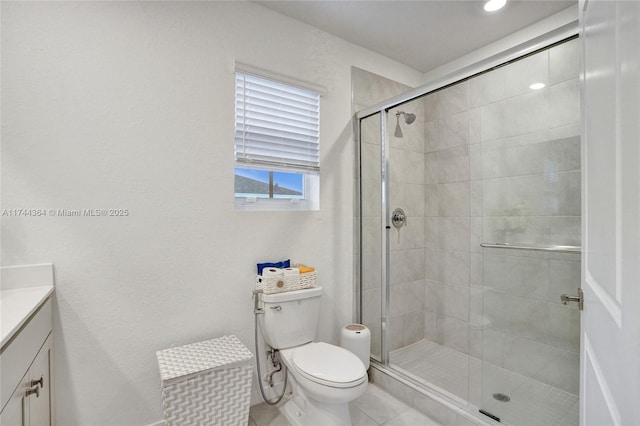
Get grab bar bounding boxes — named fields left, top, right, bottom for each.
left=480, top=242, right=581, bottom=253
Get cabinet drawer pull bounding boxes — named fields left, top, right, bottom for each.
left=25, top=385, right=40, bottom=398
left=30, top=376, right=44, bottom=389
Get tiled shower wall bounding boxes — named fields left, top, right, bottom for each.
left=387, top=101, right=426, bottom=352
left=422, top=82, right=478, bottom=356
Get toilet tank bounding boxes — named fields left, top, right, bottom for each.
left=258, top=286, right=322, bottom=349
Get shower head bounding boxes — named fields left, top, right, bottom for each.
left=396, top=111, right=416, bottom=124
left=394, top=111, right=415, bottom=138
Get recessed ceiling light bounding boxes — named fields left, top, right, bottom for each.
left=529, top=82, right=546, bottom=90
left=484, top=0, right=507, bottom=12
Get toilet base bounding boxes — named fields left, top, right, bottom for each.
left=281, top=394, right=351, bottom=426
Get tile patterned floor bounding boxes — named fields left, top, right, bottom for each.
left=390, top=339, right=578, bottom=426
left=249, top=383, right=442, bottom=426
left=390, top=340, right=470, bottom=402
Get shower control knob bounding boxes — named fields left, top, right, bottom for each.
left=391, top=208, right=407, bottom=229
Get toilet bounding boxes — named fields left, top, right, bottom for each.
left=258, top=286, right=368, bottom=426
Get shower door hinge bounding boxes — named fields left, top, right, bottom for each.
left=560, top=288, right=584, bottom=310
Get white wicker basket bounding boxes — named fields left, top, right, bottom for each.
left=256, top=271, right=317, bottom=294
left=156, top=335, right=254, bottom=426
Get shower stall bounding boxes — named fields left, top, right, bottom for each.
left=356, top=34, right=581, bottom=426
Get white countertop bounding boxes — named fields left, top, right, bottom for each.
left=1, top=285, right=54, bottom=348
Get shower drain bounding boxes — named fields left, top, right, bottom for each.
left=493, top=393, right=511, bottom=402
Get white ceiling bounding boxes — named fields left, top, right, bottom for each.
left=256, top=0, right=576, bottom=73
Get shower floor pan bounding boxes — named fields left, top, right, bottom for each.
left=390, top=339, right=578, bottom=426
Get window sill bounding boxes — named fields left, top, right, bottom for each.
left=234, top=197, right=319, bottom=212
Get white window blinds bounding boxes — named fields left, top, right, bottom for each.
left=235, top=72, right=320, bottom=174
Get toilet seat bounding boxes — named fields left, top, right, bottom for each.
left=290, top=342, right=367, bottom=388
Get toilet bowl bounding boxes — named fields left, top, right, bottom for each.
left=258, top=287, right=368, bottom=425
left=279, top=342, right=367, bottom=425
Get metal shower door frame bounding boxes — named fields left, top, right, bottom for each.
left=380, top=110, right=391, bottom=366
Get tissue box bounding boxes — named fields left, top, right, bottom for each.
left=255, top=271, right=317, bottom=294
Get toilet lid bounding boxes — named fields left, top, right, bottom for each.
left=291, top=342, right=366, bottom=388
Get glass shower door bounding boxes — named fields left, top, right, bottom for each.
left=359, top=111, right=383, bottom=361
left=477, top=38, right=581, bottom=426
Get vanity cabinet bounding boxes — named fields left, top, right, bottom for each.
left=0, top=299, right=52, bottom=426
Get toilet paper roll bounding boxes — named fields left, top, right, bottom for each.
left=262, top=268, right=284, bottom=277
left=283, top=267, right=300, bottom=276
left=340, top=324, right=371, bottom=370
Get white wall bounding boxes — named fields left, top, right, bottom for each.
left=0, top=2, right=423, bottom=424
left=422, top=5, right=578, bottom=83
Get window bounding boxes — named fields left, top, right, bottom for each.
left=234, top=71, right=320, bottom=210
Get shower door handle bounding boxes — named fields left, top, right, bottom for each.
left=560, top=288, right=583, bottom=311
